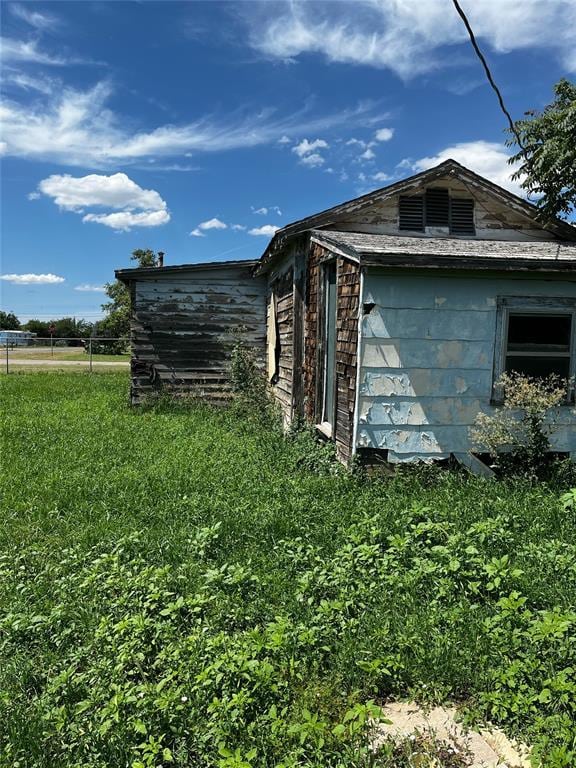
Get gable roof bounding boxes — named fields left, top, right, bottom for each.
left=257, top=159, right=576, bottom=271
left=310, top=230, right=576, bottom=273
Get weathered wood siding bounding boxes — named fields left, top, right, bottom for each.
left=268, top=261, right=295, bottom=423
left=304, top=243, right=361, bottom=461
left=129, top=264, right=267, bottom=404
left=303, top=244, right=322, bottom=424
left=325, top=175, right=557, bottom=241
left=357, top=272, right=576, bottom=461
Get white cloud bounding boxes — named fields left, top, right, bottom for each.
left=292, top=138, right=329, bottom=158
left=346, top=138, right=367, bottom=148
left=36, top=173, right=166, bottom=212
left=190, top=228, right=206, bottom=237
left=27, top=191, right=40, bottom=200
left=3, top=70, right=58, bottom=95
left=0, top=81, right=381, bottom=167
left=300, top=152, right=325, bottom=167
left=375, top=127, right=394, bottom=142
left=33, top=172, right=170, bottom=232
left=245, top=0, right=576, bottom=78
left=410, top=140, right=523, bottom=196
left=0, top=37, right=69, bottom=66
left=278, top=135, right=291, bottom=144
left=1, top=273, right=65, bottom=285
left=232, top=224, right=247, bottom=231
left=10, top=4, right=61, bottom=31
left=251, top=205, right=282, bottom=216
left=74, top=284, right=106, bottom=293
left=372, top=171, right=391, bottom=182
left=292, top=138, right=329, bottom=168
left=248, top=224, right=280, bottom=237
left=360, top=148, right=376, bottom=161
left=83, top=209, right=170, bottom=231
left=198, top=217, right=227, bottom=230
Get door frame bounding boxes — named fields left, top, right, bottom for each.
left=316, top=259, right=338, bottom=436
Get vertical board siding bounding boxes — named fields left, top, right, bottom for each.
left=304, top=243, right=361, bottom=461
left=358, top=273, right=576, bottom=460
left=269, top=265, right=294, bottom=422
left=130, top=265, right=267, bottom=404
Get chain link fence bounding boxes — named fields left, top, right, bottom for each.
left=0, top=336, right=129, bottom=373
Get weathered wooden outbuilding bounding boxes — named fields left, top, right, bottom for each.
left=117, top=160, right=576, bottom=465
left=116, top=260, right=266, bottom=405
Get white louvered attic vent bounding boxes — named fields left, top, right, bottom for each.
left=398, top=188, right=475, bottom=235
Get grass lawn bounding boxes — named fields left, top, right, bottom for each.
left=1, top=373, right=575, bottom=767
left=1, top=347, right=129, bottom=362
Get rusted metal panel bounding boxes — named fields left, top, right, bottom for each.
left=127, top=262, right=266, bottom=404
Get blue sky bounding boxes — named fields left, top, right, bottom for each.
left=1, top=0, right=575, bottom=321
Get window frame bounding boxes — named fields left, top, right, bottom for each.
left=492, top=296, right=576, bottom=404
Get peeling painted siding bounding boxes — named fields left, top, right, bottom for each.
left=129, top=265, right=267, bottom=404
left=325, top=175, right=557, bottom=241
left=358, top=273, right=576, bottom=461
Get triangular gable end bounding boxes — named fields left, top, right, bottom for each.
left=261, top=161, right=576, bottom=270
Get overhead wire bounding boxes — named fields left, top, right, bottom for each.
left=450, top=0, right=526, bottom=155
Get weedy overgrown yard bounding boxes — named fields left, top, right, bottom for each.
left=1, top=373, right=575, bottom=768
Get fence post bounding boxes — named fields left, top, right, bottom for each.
left=5, top=343, right=8, bottom=375
left=89, top=338, right=93, bottom=373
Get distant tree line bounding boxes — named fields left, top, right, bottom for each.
left=1, top=249, right=162, bottom=342
left=0, top=311, right=21, bottom=330
left=1, top=313, right=100, bottom=339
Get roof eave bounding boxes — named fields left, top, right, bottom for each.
left=115, top=258, right=260, bottom=283
left=360, top=252, right=576, bottom=272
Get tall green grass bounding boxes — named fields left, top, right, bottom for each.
left=1, top=373, right=575, bottom=767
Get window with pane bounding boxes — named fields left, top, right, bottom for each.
left=505, top=313, right=572, bottom=379
left=494, top=297, right=576, bottom=402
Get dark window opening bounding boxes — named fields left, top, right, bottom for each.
left=505, top=313, right=572, bottom=380
left=398, top=189, right=475, bottom=235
